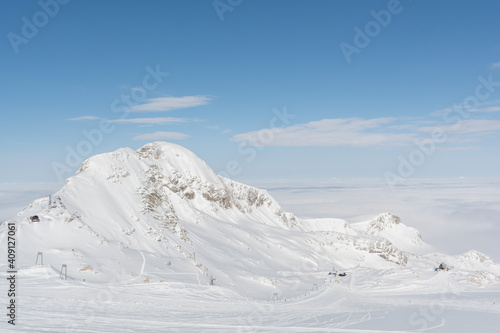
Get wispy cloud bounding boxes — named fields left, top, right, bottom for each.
left=129, top=95, right=212, bottom=112
left=433, top=101, right=500, bottom=115
left=110, top=117, right=193, bottom=125
left=491, top=61, right=500, bottom=69
left=233, top=116, right=500, bottom=149
left=207, top=125, right=231, bottom=134
left=435, top=145, right=485, bottom=151
left=133, top=131, right=190, bottom=141
left=66, top=115, right=102, bottom=121
left=66, top=116, right=201, bottom=125
left=232, top=118, right=416, bottom=147
left=419, top=119, right=500, bottom=135
left=472, top=106, right=500, bottom=113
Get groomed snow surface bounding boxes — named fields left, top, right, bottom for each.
left=1, top=142, right=499, bottom=332
left=1, top=269, right=500, bottom=332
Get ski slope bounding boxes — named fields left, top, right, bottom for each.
left=1, top=142, right=499, bottom=332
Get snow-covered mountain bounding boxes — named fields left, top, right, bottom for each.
left=1, top=142, right=499, bottom=299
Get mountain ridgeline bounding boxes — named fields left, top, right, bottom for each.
left=3, top=142, right=499, bottom=298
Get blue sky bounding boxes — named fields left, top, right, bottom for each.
left=1, top=0, right=500, bottom=184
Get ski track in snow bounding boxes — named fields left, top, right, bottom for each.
left=1, top=143, right=500, bottom=332
left=1, top=261, right=498, bottom=332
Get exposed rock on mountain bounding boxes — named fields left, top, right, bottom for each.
left=2, top=142, right=499, bottom=298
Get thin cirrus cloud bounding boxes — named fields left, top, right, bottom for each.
left=232, top=117, right=417, bottom=147
left=66, top=116, right=199, bottom=125
left=66, top=115, right=103, bottom=121
left=472, top=106, right=500, bottom=113
left=129, top=95, right=212, bottom=112
left=110, top=117, right=193, bottom=125
left=451, top=104, right=500, bottom=114
left=432, top=101, right=500, bottom=116
left=133, top=131, right=190, bottom=141
left=491, top=61, right=500, bottom=69
left=418, top=119, right=500, bottom=136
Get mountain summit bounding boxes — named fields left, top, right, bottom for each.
left=2, top=142, right=499, bottom=298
